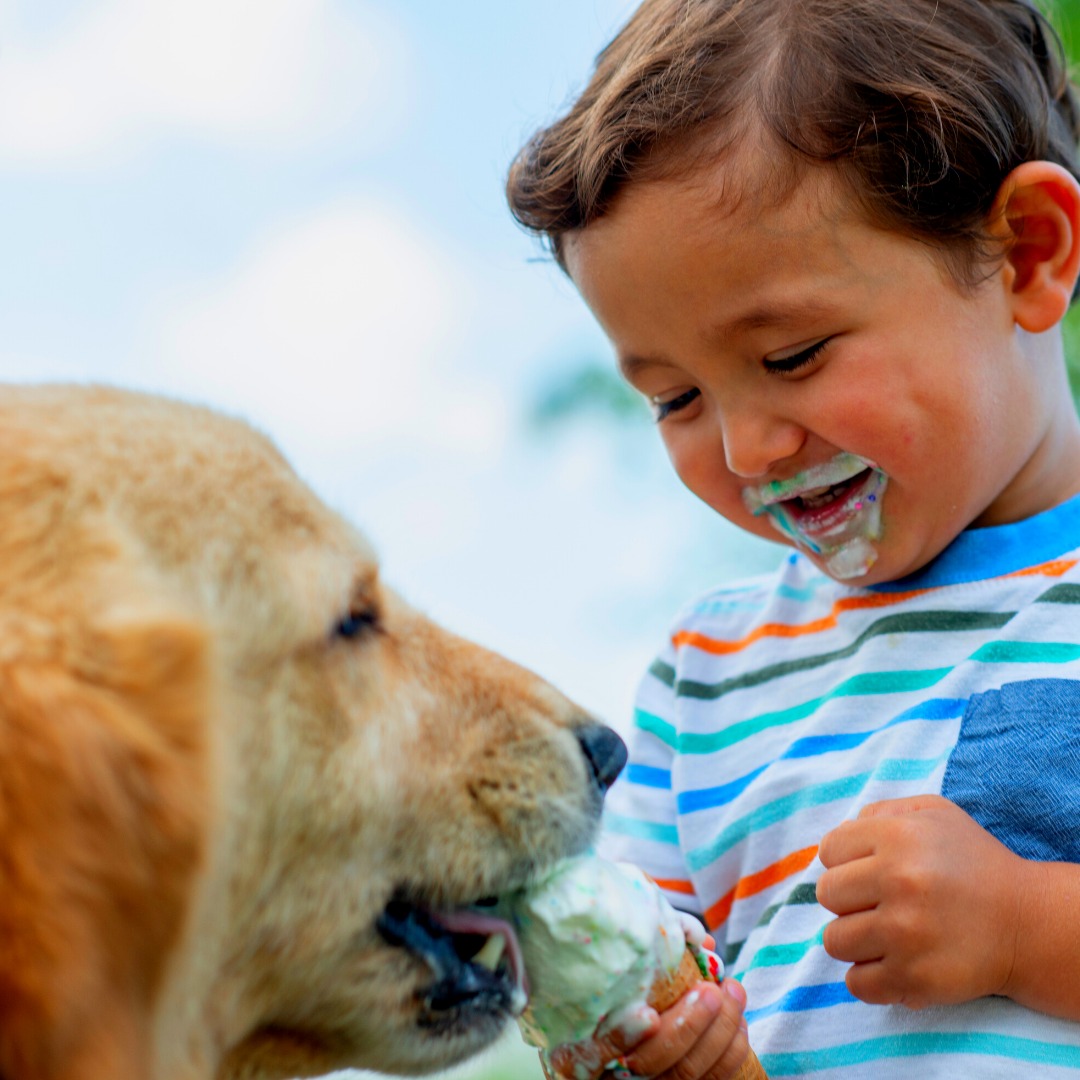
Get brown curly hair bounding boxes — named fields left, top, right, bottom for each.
left=506, top=0, right=1080, bottom=289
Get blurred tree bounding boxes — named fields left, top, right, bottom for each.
left=528, top=359, right=648, bottom=431
left=1050, top=0, right=1080, bottom=394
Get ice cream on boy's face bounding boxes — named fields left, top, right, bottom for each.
left=742, top=452, right=888, bottom=580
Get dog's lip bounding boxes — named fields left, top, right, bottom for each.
left=377, top=896, right=528, bottom=1022
left=431, top=908, right=528, bottom=1002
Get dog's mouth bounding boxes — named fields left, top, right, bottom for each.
left=377, top=895, right=528, bottom=1033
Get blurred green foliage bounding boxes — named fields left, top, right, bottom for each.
left=528, top=360, right=648, bottom=430
left=1048, top=0, right=1080, bottom=393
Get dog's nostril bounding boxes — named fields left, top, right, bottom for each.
left=574, top=722, right=628, bottom=792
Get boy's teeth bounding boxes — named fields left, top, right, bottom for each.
left=800, top=484, right=842, bottom=508
left=472, top=932, right=506, bottom=971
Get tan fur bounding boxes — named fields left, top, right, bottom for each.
left=0, top=385, right=606, bottom=1080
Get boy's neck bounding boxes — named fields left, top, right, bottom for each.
left=971, top=324, right=1080, bottom=529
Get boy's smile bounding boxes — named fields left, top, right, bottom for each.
left=564, top=152, right=1080, bottom=585
left=742, top=452, right=887, bottom=580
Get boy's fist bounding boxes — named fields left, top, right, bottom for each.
left=548, top=978, right=751, bottom=1080
left=817, top=795, right=1024, bottom=1009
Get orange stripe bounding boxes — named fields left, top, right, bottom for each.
left=676, top=558, right=1079, bottom=657
left=673, top=589, right=928, bottom=655
left=1007, top=557, right=1077, bottom=579
left=652, top=877, right=697, bottom=896
left=704, top=845, right=819, bottom=929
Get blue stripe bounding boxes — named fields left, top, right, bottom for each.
left=872, top=491, right=1080, bottom=591
left=602, top=811, right=679, bottom=846
left=760, top=1032, right=1080, bottom=1074
left=686, top=752, right=947, bottom=871
left=625, top=763, right=672, bottom=790
left=776, top=582, right=827, bottom=603
left=745, top=981, right=855, bottom=1023
left=678, top=699, right=965, bottom=814
left=781, top=697, right=965, bottom=760
left=678, top=764, right=768, bottom=813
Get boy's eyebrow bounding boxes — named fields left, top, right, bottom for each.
left=617, top=353, right=658, bottom=379
left=617, top=298, right=843, bottom=379
left=715, top=298, right=842, bottom=338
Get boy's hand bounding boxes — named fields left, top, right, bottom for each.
left=817, top=795, right=1023, bottom=1009
left=547, top=978, right=750, bottom=1080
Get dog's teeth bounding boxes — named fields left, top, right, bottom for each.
left=473, top=933, right=506, bottom=971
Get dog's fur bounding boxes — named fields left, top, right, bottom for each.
left=0, top=385, right=619, bottom=1080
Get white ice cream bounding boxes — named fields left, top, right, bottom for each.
left=509, top=855, right=697, bottom=1052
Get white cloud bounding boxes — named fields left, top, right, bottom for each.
left=0, top=0, right=408, bottom=163
left=145, top=197, right=503, bottom=459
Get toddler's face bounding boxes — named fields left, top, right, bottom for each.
left=565, top=155, right=1075, bottom=585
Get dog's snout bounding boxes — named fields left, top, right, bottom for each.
left=574, top=722, right=628, bottom=792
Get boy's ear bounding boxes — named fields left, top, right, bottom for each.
left=994, top=161, right=1080, bottom=332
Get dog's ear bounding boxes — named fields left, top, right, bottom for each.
left=0, top=610, right=211, bottom=1080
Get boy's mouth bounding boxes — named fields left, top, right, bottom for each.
left=743, top=454, right=888, bottom=579
left=786, top=468, right=875, bottom=533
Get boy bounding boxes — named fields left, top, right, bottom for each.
left=507, top=0, right=1080, bottom=1077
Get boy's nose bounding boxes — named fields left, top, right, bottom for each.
left=721, top=408, right=805, bottom=479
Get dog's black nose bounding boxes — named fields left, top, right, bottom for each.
left=575, top=722, right=628, bottom=792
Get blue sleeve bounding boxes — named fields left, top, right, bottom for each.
left=942, top=677, right=1080, bottom=862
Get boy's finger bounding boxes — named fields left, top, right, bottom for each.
left=548, top=1005, right=660, bottom=1079
left=818, top=819, right=876, bottom=868
left=816, top=860, right=880, bottom=915
left=621, top=981, right=737, bottom=1077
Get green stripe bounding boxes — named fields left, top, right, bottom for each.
left=602, top=811, right=679, bottom=846
left=736, top=927, right=824, bottom=978
left=649, top=657, right=676, bottom=687
left=760, top=1032, right=1080, bottom=1074
left=1038, top=583, right=1080, bottom=604
left=634, top=707, right=678, bottom=748
left=670, top=610, right=1012, bottom=702
left=723, top=883, right=819, bottom=967
left=674, top=667, right=951, bottom=756
left=972, top=641, right=1080, bottom=664
left=687, top=753, right=946, bottom=871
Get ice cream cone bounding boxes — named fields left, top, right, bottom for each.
left=509, top=856, right=767, bottom=1079
left=649, top=949, right=768, bottom=1080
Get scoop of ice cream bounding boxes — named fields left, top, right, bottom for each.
left=509, top=854, right=710, bottom=1052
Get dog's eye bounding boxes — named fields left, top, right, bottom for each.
left=335, top=604, right=380, bottom=640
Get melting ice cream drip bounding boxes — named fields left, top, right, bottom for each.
left=508, top=856, right=720, bottom=1057
left=743, top=452, right=888, bottom=580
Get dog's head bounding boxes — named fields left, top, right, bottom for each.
left=0, top=385, right=626, bottom=1080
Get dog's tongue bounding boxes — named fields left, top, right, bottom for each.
left=435, top=909, right=528, bottom=1004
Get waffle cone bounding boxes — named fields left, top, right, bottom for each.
left=647, top=949, right=768, bottom=1080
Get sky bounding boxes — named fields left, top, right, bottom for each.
left=3, top=4, right=1069, bottom=1080
left=0, top=0, right=783, bottom=734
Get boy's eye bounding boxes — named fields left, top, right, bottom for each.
left=763, top=337, right=833, bottom=375
left=650, top=387, right=701, bottom=422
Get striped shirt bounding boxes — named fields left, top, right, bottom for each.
left=601, top=493, right=1080, bottom=1077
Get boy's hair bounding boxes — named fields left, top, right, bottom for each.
left=506, top=0, right=1080, bottom=289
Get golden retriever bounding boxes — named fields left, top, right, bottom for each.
left=0, top=384, right=627, bottom=1080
